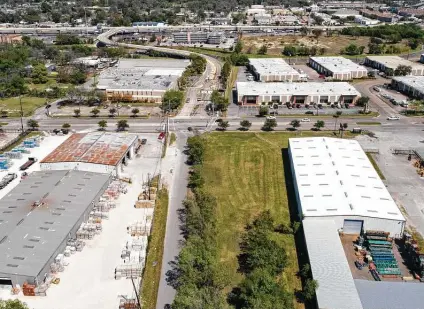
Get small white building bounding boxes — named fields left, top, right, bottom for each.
left=309, top=57, right=368, bottom=80
left=354, top=15, right=380, bottom=25
left=289, top=137, right=405, bottom=237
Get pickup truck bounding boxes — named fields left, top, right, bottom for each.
left=0, top=173, right=17, bottom=189
left=20, top=157, right=37, bottom=171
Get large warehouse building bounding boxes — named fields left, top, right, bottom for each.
left=97, top=59, right=190, bottom=103
left=391, top=75, right=424, bottom=99
left=289, top=137, right=405, bottom=237
left=40, top=132, right=139, bottom=177
left=0, top=170, right=111, bottom=286
left=289, top=137, right=406, bottom=309
left=365, top=56, right=424, bottom=76
left=309, top=57, right=368, bottom=80
left=236, top=81, right=361, bottom=105
left=248, top=58, right=301, bottom=82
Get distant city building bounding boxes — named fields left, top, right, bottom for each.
left=309, top=57, right=368, bottom=80
left=365, top=56, right=424, bottom=76
left=354, top=15, right=379, bottom=25
left=173, top=31, right=225, bottom=44
left=247, top=4, right=267, bottom=15
left=132, top=22, right=166, bottom=27
left=360, top=9, right=394, bottom=22
left=332, top=9, right=360, bottom=18
left=254, top=14, right=273, bottom=24
left=249, top=58, right=301, bottom=82
left=236, top=82, right=361, bottom=105
left=0, top=34, right=22, bottom=44
left=397, top=8, right=424, bottom=17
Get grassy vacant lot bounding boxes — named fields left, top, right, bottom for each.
left=140, top=188, right=169, bottom=309
left=0, top=96, right=46, bottom=117
left=242, top=35, right=411, bottom=56
left=201, top=131, right=341, bottom=308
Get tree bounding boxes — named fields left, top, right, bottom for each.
left=210, top=90, right=229, bottom=112
left=131, top=108, right=140, bottom=117
left=240, top=120, right=252, bottom=131
left=290, top=119, right=301, bottom=130
left=218, top=120, right=229, bottom=131
left=258, top=106, right=269, bottom=117
left=98, top=120, right=107, bottom=131
left=70, top=68, right=86, bottom=84
left=186, top=136, right=204, bottom=165
left=303, top=279, right=319, bottom=301
left=90, top=108, right=100, bottom=117
left=0, top=299, right=29, bottom=309
left=162, top=90, right=184, bottom=113
left=234, top=41, right=243, bottom=53
left=300, top=26, right=308, bottom=37
left=262, top=118, right=277, bottom=131
left=312, top=29, right=323, bottom=43
left=27, top=119, right=39, bottom=130
left=62, top=123, right=71, bottom=129
left=333, top=111, right=342, bottom=131
left=149, top=34, right=157, bottom=43
left=257, top=45, right=268, bottom=55
left=283, top=45, right=297, bottom=57
left=340, top=123, right=348, bottom=138
left=31, top=64, right=48, bottom=84
left=300, top=263, right=311, bottom=278
left=355, top=96, right=370, bottom=107
left=1, top=110, right=8, bottom=118
left=116, top=120, right=129, bottom=131
left=109, top=107, right=117, bottom=117
left=74, top=109, right=81, bottom=117
left=313, top=120, right=325, bottom=130
left=394, top=65, right=412, bottom=76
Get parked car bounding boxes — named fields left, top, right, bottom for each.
left=158, top=132, right=166, bottom=140
left=266, top=116, right=276, bottom=120
left=301, top=118, right=311, bottom=122
left=373, top=86, right=381, bottom=92
left=387, top=116, right=400, bottom=120
left=0, top=173, right=17, bottom=189
left=141, top=138, right=147, bottom=145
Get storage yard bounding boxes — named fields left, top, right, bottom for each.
left=0, top=132, right=165, bottom=309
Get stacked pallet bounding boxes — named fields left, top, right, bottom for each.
left=22, top=283, right=35, bottom=296
left=127, top=221, right=152, bottom=236
left=365, top=231, right=400, bottom=277
left=115, top=264, right=144, bottom=279
left=119, top=299, right=138, bottom=309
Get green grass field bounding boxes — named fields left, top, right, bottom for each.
left=0, top=97, right=46, bottom=117
left=200, top=131, right=344, bottom=307
left=366, top=153, right=386, bottom=180
left=140, top=188, right=169, bottom=309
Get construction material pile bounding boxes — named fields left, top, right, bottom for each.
left=119, top=299, right=138, bottom=309
left=365, top=230, right=401, bottom=277
left=4, top=136, right=42, bottom=161
left=0, top=156, right=12, bottom=170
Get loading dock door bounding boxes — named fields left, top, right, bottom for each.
left=343, top=219, right=363, bottom=234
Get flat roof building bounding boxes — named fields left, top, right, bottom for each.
left=365, top=56, right=424, bottom=76
left=249, top=58, right=301, bottom=82
left=97, top=59, right=190, bottom=103
left=309, top=57, right=368, bottom=80
left=40, top=132, right=139, bottom=177
left=236, top=81, right=360, bottom=106
left=0, top=170, right=111, bottom=287
left=173, top=31, right=208, bottom=44
left=391, top=76, right=424, bottom=98
left=289, top=137, right=405, bottom=237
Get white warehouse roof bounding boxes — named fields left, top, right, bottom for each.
left=289, top=137, right=405, bottom=221
left=249, top=58, right=300, bottom=76
left=237, top=82, right=361, bottom=96
left=392, top=75, right=424, bottom=91
left=310, top=57, right=368, bottom=74
left=366, top=56, right=424, bottom=70
left=303, top=220, right=364, bottom=309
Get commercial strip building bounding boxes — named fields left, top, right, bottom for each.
left=309, top=57, right=368, bottom=80
left=391, top=76, right=424, bottom=98
left=289, top=137, right=406, bottom=309
left=97, top=59, right=189, bottom=103
left=0, top=170, right=111, bottom=287
left=40, top=132, right=139, bottom=177
left=248, top=58, right=301, bottom=82
left=236, top=82, right=361, bottom=105
left=365, top=56, right=424, bottom=76
left=359, top=9, right=394, bottom=22
left=172, top=31, right=225, bottom=44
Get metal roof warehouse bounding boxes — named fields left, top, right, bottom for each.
left=248, top=58, right=301, bottom=82
left=289, top=137, right=405, bottom=236
left=0, top=170, right=111, bottom=286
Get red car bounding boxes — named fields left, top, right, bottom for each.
left=158, top=132, right=165, bottom=140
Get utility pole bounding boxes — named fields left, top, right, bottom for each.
left=130, top=278, right=141, bottom=309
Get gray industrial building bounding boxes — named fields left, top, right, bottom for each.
left=365, top=56, right=424, bottom=76
left=172, top=31, right=225, bottom=44
left=0, top=170, right=111, bottom=287
left=391, top=76, right=424, bottom=99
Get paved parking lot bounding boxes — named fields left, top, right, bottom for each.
left=292, top=64, right=322, bottom=81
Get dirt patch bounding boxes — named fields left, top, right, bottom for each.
left=242, top=35, right=372, bottom=55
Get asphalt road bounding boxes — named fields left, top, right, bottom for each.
left=156, top=133, right=188, bottom=309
